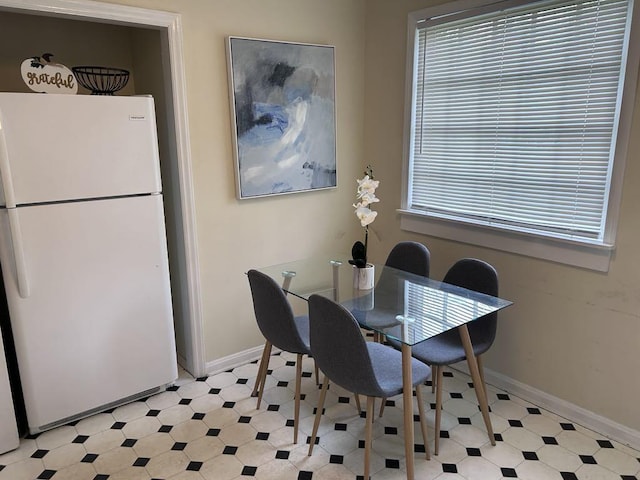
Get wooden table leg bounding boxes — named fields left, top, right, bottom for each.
left=458, top=324, right=495, bottom=446
left=401, top=343, right=415, bottom=480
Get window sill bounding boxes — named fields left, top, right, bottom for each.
left=398, top=209, right=614, bottom=272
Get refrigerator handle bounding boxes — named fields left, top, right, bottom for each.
left=7, top=208, right=30, bottom=298
left=0, top=112, right=17, bottom=208
left=0, top=116, right=28, bottom=297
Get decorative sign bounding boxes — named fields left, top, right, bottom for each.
left=20, top=53, right=78, bottom=94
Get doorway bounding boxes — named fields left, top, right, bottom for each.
left=0, top=0, right=205, bottom=377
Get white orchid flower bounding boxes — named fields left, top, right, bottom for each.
left=351, top=167, right=379, bottom=267
left=358, top=191, right=379, bottom=207
left=357, top=175, right=379, bottom=194
left=354, top=205, right=378, bottom=227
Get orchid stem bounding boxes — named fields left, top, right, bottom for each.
left=364, top=226, right=368, bottom=266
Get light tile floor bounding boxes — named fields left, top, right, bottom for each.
left=1, top=350, right=639, bottom=480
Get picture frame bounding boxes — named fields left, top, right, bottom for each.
left=226, top=36, right=337, bottom=199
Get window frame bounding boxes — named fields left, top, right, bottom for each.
left=400, top=0, right=640, bottom=272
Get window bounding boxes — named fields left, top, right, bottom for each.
left=401, top=0, right=640, bottom=271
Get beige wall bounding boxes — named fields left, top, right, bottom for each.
left=96, top=0, right=367, bottom=360
left=365, top=0, right=640, bottom=432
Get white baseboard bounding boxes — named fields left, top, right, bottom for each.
left=205, top=345, right=266, bottom=376
left=453, top=363, right=640, bottom=451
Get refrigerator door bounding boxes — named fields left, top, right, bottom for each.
left=0, top=93, right=162, bottom=207
left=0, top=328, right=19, bottom=453
left=0, top=194, right=177, bottom=431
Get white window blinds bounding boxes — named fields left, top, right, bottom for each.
left=409, top=0, right=632, bottom=242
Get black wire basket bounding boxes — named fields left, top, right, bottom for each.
left=72, top=66, right=130, bottom=95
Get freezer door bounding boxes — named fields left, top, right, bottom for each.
left=0, top=93, right=162, bottom=206
left=0, top=194, right=177, bottom=431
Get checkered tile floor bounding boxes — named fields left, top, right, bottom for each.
left=1, top=350, right=639, bottom=479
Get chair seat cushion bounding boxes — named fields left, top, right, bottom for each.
left=388, top=329, right=492, bottom=366
left=352, top=309, right=400, bottom=331
left=366, top=342, right=431, bottom=398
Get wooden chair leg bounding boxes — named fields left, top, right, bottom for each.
left=314, top=360, right=320, bottom=386
left=415, top=384, right=430, bottom=460
left=379, top=397, right=386, bottom=417
left=476, top=355, right=489, bottom=404
left=294, top=353, right=303, bottom=444
left=254, top=341, right=273, bottom=409
left=252, top=341, right=270, bottom=397
left=354, top=393, right=362, bottom=413
left=434, top=365, right=444, bottom=455
left=431, top=364, right=438, bottom=394
left=308, top=375, right=330, bottom=455
left=365, top=396, right=374, bottom=480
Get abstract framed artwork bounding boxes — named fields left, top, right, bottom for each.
left=227, top=37, right=337, bottom=199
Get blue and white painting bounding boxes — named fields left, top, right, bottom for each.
left=228, top=37, right=336, bottom=199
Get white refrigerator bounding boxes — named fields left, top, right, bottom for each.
left=0, top=92, right=178, bottom=434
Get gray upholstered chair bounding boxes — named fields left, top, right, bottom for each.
left=389, top=258, right=499, bottom=455
left=307, top=294, right=432, bottom=479
left=354, top=241, right=431, bottom=343
left=385, top=241, right=431, bottom=277
left=247, top=269, right=313, bottom=444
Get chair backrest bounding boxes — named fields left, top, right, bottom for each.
left=247, top=269, right=308, bottom=354
left=385, top=241, right=430, bottom=277
left=443, top=258, right=499, bottom=349
left=308, top=294, right=383, bottom=397
left=370, top=241, right=431, bottom=312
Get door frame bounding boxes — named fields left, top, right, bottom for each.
left=0, top=0, right=206, bottom=377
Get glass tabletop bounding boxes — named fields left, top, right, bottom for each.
left=255, top=254, right=513, bottom=346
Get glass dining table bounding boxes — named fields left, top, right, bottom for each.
left=256, top=254, right=513, bottom=480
